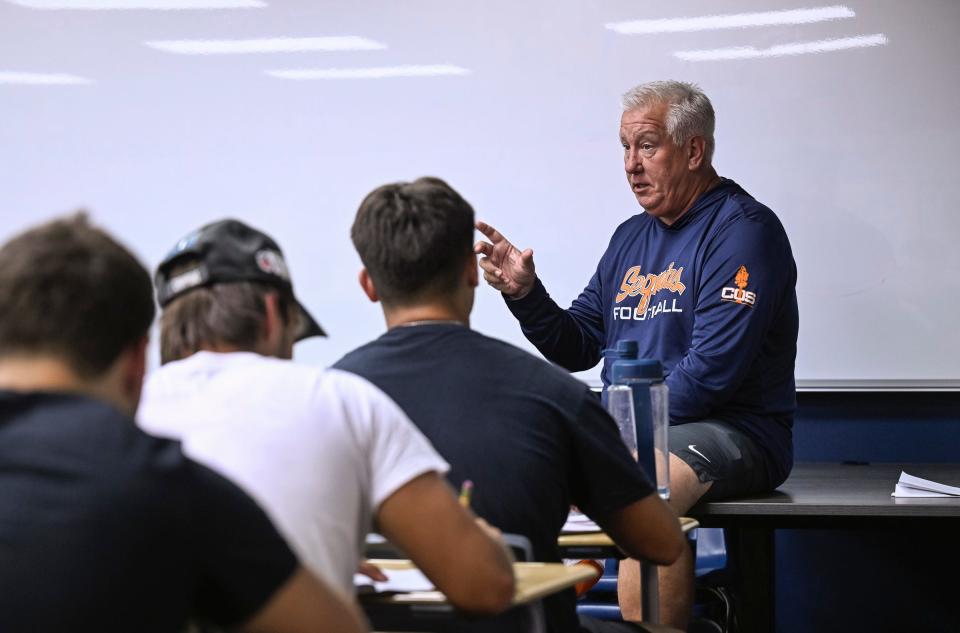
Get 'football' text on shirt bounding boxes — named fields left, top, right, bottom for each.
left=613, top=262, right=686, bottom=322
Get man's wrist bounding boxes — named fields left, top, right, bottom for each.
left=506, top=279, right=537, bottom=301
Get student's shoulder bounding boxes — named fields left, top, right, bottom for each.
left=332, top=338, right=382, bottom=374
left=313, top=367, right=413, bottom=423
left=218, top=358, right=411, bottom=429
left=145, top=352, right=328, bottom=398
left=319, top=366, right=392, bottom=397
left=468, top=330, right=595, bottom=393
left=33, top=393, right=180, bottom=459
left=126, top=428, right=267, bottom=523
left=239, top=353, right=328, bottom=381
left=20, top=398, right=235, bottom=521
left=70, top=402, right=202, bottom=499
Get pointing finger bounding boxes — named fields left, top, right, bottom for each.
left=475, top=220, right=506, bottom=245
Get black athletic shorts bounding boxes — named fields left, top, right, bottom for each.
left=669, top=420, right=778, bottom=502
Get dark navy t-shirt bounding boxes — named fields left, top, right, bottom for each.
left=0, top=391, right=297, bottom=632
left=335, top=324, right=655, bottom=633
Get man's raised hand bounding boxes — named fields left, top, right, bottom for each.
left=474, top=221, right=536, bottom=299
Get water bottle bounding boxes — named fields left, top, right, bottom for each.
left=604, top=340, right=671, bottom=500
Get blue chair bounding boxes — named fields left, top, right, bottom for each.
left=575, top=558, right=623, bottom=621
left=575, top=527, right=732, bottom=629
left=693, top=527, right=728, bottom=577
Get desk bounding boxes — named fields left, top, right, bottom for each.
left=366, top=516, right=701, bottom=628
left=689, top=462, right=960, bottom=633
left=557, top=516, right=699, bottom=555
left=557, top=516, right=699, bottom=624
left=369, top=516, right=699, bottom=560
left=359, top=560, right=595, bottom=633
left=363, top=559, right=596, bottom=605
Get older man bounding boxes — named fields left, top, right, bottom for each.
left=475, top=80, right=799, bottom=627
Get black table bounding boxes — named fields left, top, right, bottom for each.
left=689, top=462, right=960, bottom=632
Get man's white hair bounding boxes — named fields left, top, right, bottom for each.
left=621, top=80, right=715, bottom=163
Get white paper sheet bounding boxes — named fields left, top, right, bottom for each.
left=891, top=472, right=960, bottom=498
left=892, top=483, right=953, bottom=498
left=354, top=568, right=435, bottom=593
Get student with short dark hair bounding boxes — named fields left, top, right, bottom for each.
left=138, top=218, right=515, bottom=614
left=335, top=178, right=685, bottom=633
left=0, top=214, right=156, bottom=377
left=0, top=214, right=365, bottom=633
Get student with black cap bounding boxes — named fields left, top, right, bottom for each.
left=138, top=218, right=515, bottom=614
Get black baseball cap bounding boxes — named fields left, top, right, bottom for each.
left=156, top=219, right=325, bottom=341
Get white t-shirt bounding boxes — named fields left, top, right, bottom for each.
left=137, top=351, right=449, bottom=594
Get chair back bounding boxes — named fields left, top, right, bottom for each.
left=501, top=533, right=533, bottom=562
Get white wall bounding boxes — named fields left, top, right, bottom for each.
left=2, top=0, right=957, bottom=386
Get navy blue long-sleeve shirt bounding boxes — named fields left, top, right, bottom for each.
left=505, top=178, right=798, bottom=482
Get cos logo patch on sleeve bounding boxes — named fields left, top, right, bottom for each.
left=720, top=265, right=756, bottom=307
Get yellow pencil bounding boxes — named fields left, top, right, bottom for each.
left=459, top=480, right=473, bottom=508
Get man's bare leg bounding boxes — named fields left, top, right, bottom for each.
left=618, top=454, right=712, bottom=629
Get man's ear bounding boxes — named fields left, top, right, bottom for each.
left=359, top=268, right=379, bottom=303
left=465, top=254, right=479, bottom=288
left=260, top=293, right=295, bottom=360
left=687, top=136, right=707, bottom=170
left=262, top=292, right=284, bottom=341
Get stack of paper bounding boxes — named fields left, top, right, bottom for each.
left=892, top=472, right=960, bottom=498
left=562, top=509, right=601, bottom=533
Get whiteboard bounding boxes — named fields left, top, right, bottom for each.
left=2, top=0, right=958, bottom=388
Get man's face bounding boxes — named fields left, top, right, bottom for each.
left=620, top=103, right=694, bottom=225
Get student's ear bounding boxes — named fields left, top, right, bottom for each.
left=263, top=293, right=283, bottom=340
left=465, top=254, right=479, bottom=288
left=358, top=268, right=379, bottom=303
left=261, top=293, right=295, bottom=360
left=687, top=136, right=707, bottom=170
